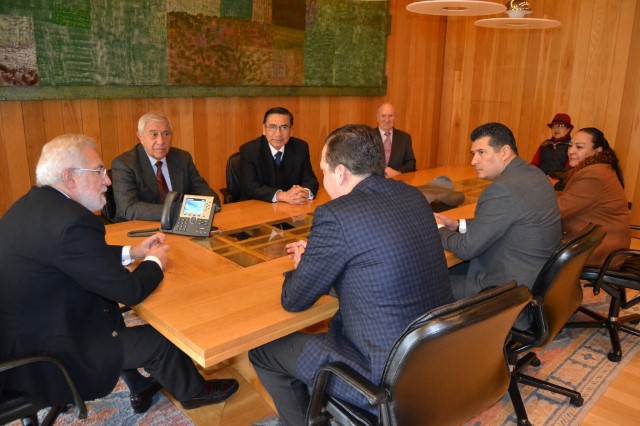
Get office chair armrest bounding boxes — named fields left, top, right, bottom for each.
left=592, top=248, right=640, bottom=294
left=0, top=355, right=88, bottom=420
left=507, top=296, right=550, bottom=357
left=307, top=362, right=389, bottom=426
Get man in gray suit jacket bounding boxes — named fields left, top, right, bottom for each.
left=111, top=111, right=220, bottom=221
left=249, top=125, right=453, bottom=425
left=435, top=122, right=561, bottom=301
left=376, top=102, right=417, bottom=177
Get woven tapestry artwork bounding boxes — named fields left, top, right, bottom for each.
left=0, top=0, right=390, bottom=100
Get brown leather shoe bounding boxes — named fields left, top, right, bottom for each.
left=180, top=378, right=239, bottom=410
left=130, top=379, right=162, bottom=414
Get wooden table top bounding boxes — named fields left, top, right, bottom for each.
left=105, top=165, right=480, bottom=367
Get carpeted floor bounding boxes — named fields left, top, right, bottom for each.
left=8, top=288, right=640, bottom=426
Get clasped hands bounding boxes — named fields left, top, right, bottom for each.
left=286, top=240, right=306, bottom=268
left=277, top=185, right=311, bottom=205
left=130, top=233, right=170, bottom=268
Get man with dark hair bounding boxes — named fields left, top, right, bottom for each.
left=249, top=124, right=453, bottom=425
left=0, top=135, right=238, bottom=415
left=239, top=106, right=319, bottom=204
left=435, top=122, right=561, bottom=301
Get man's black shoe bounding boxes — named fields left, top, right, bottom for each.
left=181, top=378, right=239, bottom=410
left=130, top=379, right=162, bottom=414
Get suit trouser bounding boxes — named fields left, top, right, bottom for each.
left=119, top=324, right=204, bottom=401
left=249, top=332, right=313, bottom=426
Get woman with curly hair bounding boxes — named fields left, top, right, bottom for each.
left=557, top=127, right=630, bottom=268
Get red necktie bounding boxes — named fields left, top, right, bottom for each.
left=383, top=132, right=391, bottom=165
left=155, top=160, right=169, bottom=203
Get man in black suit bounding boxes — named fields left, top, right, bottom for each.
left=249, top=125, right=453, bottom=425
left=111, top=111, right=220, bottom=221
left=376, top=102, right=417, bottom=177
left=239, top=107, right=319, bottom=204
left=0, top=135, right=237, bottom=414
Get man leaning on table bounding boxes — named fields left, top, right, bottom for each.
left=249, top=124, right=453, bottom=425
left=111, top=110, right=220, bottom=221
left=0, top=135, right=238, bottom=415
left=239, top=106, right=319, bottom=204
left=435, top=122, right=562, bottom=302
left=376, top=102, right=417, bottom=177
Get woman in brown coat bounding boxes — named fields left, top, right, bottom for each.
left=557, top=127, right=630, bottom=268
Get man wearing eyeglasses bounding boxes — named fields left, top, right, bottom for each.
left=239, top=107, right=319, bottom=204
left=0, top=135, right=239, bottom=416
left=531, top=113, right=573, bottom=175
left=111, top=111, right=220, bottom=221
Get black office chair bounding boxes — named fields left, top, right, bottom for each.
left=100, top=169, right=117, bottom=224
left=305, top=282, right=532, bottom=426
left=507, top=223, right=606, bottom=425
left=565, top=225, right=640, bottom=362
left=220, top=152, right=242, bottom=204
left=0, top=354, right=87, bottom=426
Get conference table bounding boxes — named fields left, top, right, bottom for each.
left=105, top=165, right=483, bottom=424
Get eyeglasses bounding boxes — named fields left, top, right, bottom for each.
left=72, top=167, right=108, bottom=177
left=265, top=124, right=291, bottom=133
left=551, top=124, right=568, bottom=129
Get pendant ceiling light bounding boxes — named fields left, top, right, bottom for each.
left=475, top=1, right=561, bottom=29
left=406, top=1, right=506, bottom=17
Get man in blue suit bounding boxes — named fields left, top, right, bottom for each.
left=249, top=125, right=453, bottom=425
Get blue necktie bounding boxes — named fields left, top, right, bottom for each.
left=274, top=151, right=282, bottom=167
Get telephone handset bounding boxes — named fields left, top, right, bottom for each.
left=127, top=191, right=216, bottom=238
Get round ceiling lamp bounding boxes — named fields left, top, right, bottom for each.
left=475, top=1, right=561, bottom=29
left=406, top=1, right=507, bottom=17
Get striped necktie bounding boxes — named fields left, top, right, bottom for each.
left=155, top=160, right=169, bottom=203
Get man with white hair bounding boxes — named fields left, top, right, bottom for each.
left=0, top=135, right=238, bottom=415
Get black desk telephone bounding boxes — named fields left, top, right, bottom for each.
left=127, top=191, right=217, bottom=238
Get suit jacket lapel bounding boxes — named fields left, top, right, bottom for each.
left=165, top=149, right=183, bottom=193
left=261, top=138, right=277, bottom=186
left=135, top=144, right=160, bottom=197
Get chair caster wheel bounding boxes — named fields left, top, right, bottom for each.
left=517, top=419, right=532, bottom=426
left=530, top=357, right=541, bottom=367
left=570, top=395, right=584, bottom=407
left=608, top=352, right=622, bottom=362
left=631, top=318, right=640, bottom=325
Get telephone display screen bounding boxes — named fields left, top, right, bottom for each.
left=183, top=197, right=207, bottom=216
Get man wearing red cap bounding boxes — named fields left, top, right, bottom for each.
left=531, top=113, right=573, bottom=175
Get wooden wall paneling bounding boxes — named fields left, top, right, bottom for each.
left=0, top=102, right=30, bottom=202
left=80, top=99, right=101, bottom=142
left=567, top=0, right=594, bottom=130
left=98, top=100, right=121, bottom=169
left=61, top=100, right=82, bottom=134
left=619, top=0, right=640, bottom=221
left=201, top=97, right=224, bottom=193
left=0, top=104, right=11, bottom=214
left=603, top=0, right=635, bottom=145
left=41, top=100, right=65, bottom=143
left=112, top=99, right=134, bottom=159
left=21, top=101, right=46, bottom=185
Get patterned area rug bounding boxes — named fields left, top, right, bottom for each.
left=8, top=288, right=640, bottom=426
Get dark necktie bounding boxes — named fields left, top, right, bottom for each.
left=155, top=160, right=169, bottom=203
left=383, top=132, right=391, bottom=165
left=274, top=151, right=282, bottom=167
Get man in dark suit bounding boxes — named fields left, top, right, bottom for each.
left=239, top=107, right=319, bottom=204
left=376, top=102, right=417, bottom=177
left=249, top=125, right=453, bottom=425
left=435, top=122, right=561, bottom=302
left=0, top=135, right=238, bottom=414
left=111, top=111, right=220, bottom=221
